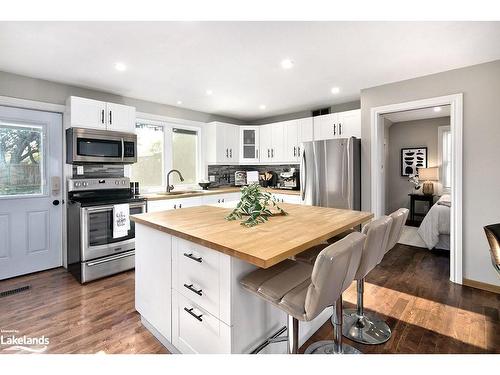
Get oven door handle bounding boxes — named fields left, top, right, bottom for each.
left=86, top=251, right=135, bottom=267
left=83, top=202, right=146, bottom=213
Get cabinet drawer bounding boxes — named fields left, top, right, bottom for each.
left=172, top=291, right=231, bottom=354
left=172, top=238, right=221, bottom=319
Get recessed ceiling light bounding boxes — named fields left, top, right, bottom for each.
left=177, top=100, right=182, bottom=105
left=281, top=59, right=294, bottom=69
left=114, top=62, right=127, bottom=72
left=206, top=89, right=213, bottom=96
left=331, top=87, right=340, bottom=94
left=433, top=106, right=442, bottom=112
left=259, top=104, right=266, bottom=110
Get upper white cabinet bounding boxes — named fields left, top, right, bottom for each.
left=259, top=123, right=284, bottom=163
left=239, top=127, right=260, bottom=164
left=65, top=96, right=136, bottom=133
left=206, top=122, right=240, bottom=164
left=283, top=117, right=314, bottom=162
left=313, top=109, right=360, bottom=140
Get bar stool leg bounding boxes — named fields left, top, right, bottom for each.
left=341, top=278, right=392, bottom=345
left=304, top=295, right=361, bottom=354
left=287, top=315, right=299, bottom=354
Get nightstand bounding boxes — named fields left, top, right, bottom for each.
left=408, top=194, right=436, bottom=226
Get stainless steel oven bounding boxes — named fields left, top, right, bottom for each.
left=66, top=127, right=137, bottom=164
left=67, top=177, right=146, bottom=283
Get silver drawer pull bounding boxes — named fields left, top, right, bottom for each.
left=184, top=283, right=203, bottom=296
left=184, top=307, right=203, bottom=322
left=183, top=252, right=202, bottom=263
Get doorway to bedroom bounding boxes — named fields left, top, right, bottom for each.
left=370, top=94, right=463, bottom=284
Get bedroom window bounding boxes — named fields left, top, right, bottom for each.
left=438, top=126, right=452, bottom=192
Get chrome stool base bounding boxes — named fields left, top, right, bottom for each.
left=341, top=309, right=391, bottom=345
left=304, top=340, right=361, bottom=354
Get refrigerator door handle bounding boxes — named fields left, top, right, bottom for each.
left=301, top=148, right=307, bottom=201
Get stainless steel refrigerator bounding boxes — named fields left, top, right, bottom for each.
left=300, top=137, right=361, bottom=210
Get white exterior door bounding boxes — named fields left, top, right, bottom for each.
left=0, top=106, right=63, bottom=280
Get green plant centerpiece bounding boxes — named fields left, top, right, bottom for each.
left=225, top=184, right=288, bottom=227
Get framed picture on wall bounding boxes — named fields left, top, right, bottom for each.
left=401, top=147, right=427, bottom=176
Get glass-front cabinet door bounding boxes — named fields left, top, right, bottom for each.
left=239, top=126, right=260, bottom=164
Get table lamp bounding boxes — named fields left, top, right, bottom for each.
left=418, top=167, right=438, bottom=195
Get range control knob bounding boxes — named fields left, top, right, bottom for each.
left=82, top=182, right=88, bottom=187
left=121, top=180, right=126, bottom=185
left=74, top=182, right=81, bottom=188
left=115, top=181, right=119, bottom=185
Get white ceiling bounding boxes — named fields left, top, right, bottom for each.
left=0, top=22, right=499, bottom=121
left=383, top=105, right=451, bottom=123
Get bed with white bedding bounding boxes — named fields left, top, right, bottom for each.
left=417, top=194, right=451, bottom=250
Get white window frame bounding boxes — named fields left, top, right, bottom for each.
left=129, top=116, right=202, bottom=193
left=438, top=125, right=451, bottom=195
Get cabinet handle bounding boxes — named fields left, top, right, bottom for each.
left=179, top=203, right=182, bottom=208
left=217, top=199, right=220, bottom=203
left=222, top=198, right=225, bottom=203
left=101, top=109, right=105, bottom=124
left=184, top=283, right=203, bottom=296
left=184, top=307, right=203, bottom=322
left=173, top=204, right=176, bottom=209
left=183, top=252, right=203, bottom=263
left=256, top=149, right=258, bottom=158
left=293, top=147, right=296, bottom=157
left=226, top=148, right=229, bottom=158
left=333, top=124, right=336, bottom=136
left=298, top=146, right=301, bottom=156
left=267, top=149, right=270, bottom=158
left=339, top=123, right=342, bottom=135
left=109, top=110, right=112, bottom=125
left=230, top=148, right=232, bottom=158
left=271, top=148, right=274, bottom=158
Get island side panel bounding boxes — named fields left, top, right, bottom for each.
left=135, top=223, right=173, bottom=343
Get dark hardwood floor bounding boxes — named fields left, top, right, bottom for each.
left=0, top=244, right=498, bottom=354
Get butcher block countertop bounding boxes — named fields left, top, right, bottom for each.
left=131, top=204, right=373, bottom=268
left=142, top=187, right=300, bottom=201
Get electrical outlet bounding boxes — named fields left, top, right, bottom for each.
left=209, top=175, right=215, bottom=182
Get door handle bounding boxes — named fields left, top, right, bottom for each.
left=184, top=283, right=203, bottom=296
left=52, top=200, right=60, bottom=206
left=184, top=307, right=203, bottom=322
left=121, top=138, right=125, bottom=160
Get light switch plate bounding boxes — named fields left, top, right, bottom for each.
left=77, top=166, right=84, bottom=175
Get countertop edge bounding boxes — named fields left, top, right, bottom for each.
left=143, top=187, right=300, bottom=201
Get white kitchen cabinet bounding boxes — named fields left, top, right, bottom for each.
left=284, top=120, right=299, bottom=162
left=105, top=102, right=137, bottom=133
left=239, top=126, right=260, bottom=164
left=259, top=122, right=284, bottom=163
left=65, top=96, right=136, bottom=133
left=298, top=117, right=314, bottom=143
left=313, top=109, right=360, bottom=141
left=206, top=122, right=240, bottom=164
left=337, top=109, right=361, bottom=138
left=202, top=192, right=240, bottom=206
left=272, top=193, right=302, bottom=204
left=147, top=196, right=203, bottom=212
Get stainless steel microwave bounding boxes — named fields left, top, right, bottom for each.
left=66, top=128, right=137, bottom=164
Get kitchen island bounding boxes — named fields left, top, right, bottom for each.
left=131, top=204, right=373, bottom=354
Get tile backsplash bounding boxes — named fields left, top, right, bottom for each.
left=207, top=164, right=299, bottom=187
left=71, top=164, right=125, bottom=179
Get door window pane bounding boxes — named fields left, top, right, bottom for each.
left=130, top=123, right=164, bottom=189
left=172, top=128, right=198, bottom=185
left=0, top=122, right=45, bottom=196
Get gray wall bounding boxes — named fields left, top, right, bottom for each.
left=386, top=117, right=450, bottom=214
left=0, top=71, right=243, bottom=124
left=249, top=100, right=361, bottom=125
left=360, top=59, right=500, bottom=286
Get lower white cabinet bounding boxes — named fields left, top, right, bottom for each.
left=272, top=193, right=302, bottom=204
left=172, top=291, right=232, bottom=354
left=147, top=196, right=203, bottom=212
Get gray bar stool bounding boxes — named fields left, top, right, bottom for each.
left=484, top=223, right=500, bottom=275
left=385, top=208, right=409, bottom=254
left=240, top=232, right=365, bottom=354
left=341, top=216, right=393, bottom=345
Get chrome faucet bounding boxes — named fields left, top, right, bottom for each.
left=166, top=169, right=185, bottom=192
